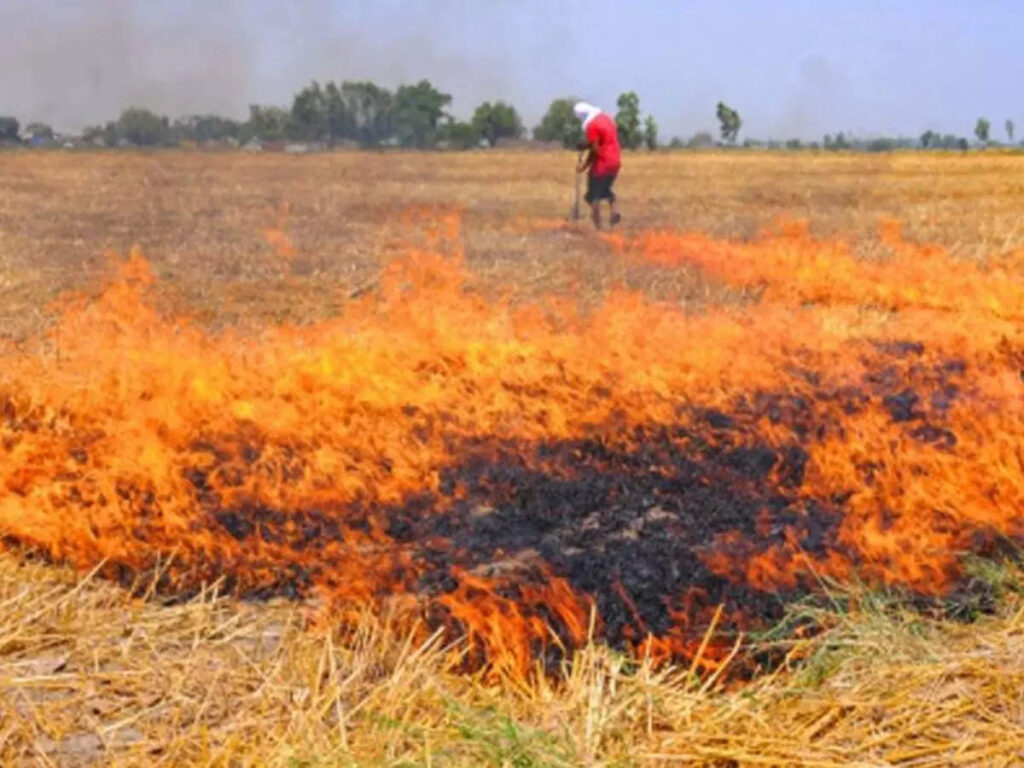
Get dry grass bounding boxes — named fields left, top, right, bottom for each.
left=2, top=553, right=1024, bottom=766
left=3, top=149, right=1024, bottom=338
left=5, top=149, right=1024, bottom=765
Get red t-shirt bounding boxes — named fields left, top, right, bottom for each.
left=586, top=113, right=621, bottom=176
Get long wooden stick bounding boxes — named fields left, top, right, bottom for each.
left=571, top=150, right=583, bottom=219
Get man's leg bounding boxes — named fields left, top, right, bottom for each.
left=584, top=175, right=601, bottom=228
left=607, top=176, right=621, bottom=225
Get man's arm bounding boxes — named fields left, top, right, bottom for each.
left=576, top=141, right=595, bottom=173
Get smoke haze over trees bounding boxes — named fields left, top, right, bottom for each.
left=0, top=77, right=1015, bottom=153
left=1, top=1, right=1022, bottom=146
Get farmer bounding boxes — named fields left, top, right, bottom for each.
left=574, top=101, right=622, bottom=229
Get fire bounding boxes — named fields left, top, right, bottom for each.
left=2, top=211, right=1024, bottom=678
left=614, top=217, right=1024, bottom=319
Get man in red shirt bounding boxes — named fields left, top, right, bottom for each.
left=574, top=101, right=622, bottom=229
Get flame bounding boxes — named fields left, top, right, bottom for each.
left=3, top=212, right=1024, bottom=678
left=615, top=217, right=1024, bottom=319
left=615, top=220, right=1024, bottom=592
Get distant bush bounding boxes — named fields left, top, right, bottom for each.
left=687, top=131, right=715, bottom=148
left=0, top=116, right=20, bottom=143
left=472, top=101, right=523, bottom=147
left=866, top=138, right=896, bottom=153
left=116, top=108, right=172, bottom=146
left=439, top=120, right=482, bottom=149
left=533, top=98, right=582, bottom=148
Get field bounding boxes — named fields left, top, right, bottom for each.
left=5, top=150, right=1024, bottom=337
left=3, top=149, right=1024, bottom=765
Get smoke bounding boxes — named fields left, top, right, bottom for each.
left=0, top=0, right=579, bottom=133
left=1, top=2, right=1019, bottom=141
left=771, top=55, right=847, bottom=141
left=0, top=1, right=255, bottom=131
left=250, top=0, right=580, bottom=126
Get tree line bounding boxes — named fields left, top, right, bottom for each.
left=0, top=80, right=661, bottom=150
left=0, top=79, right=1019, bottom=152
left=75, top=81, right=661, bottom=150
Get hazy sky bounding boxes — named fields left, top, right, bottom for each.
left=2, top=0, right=1022, bottom=140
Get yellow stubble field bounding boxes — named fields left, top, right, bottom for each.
left=2, top=148, right=1024, bottom=766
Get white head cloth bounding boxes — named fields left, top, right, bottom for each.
left=573, top=101, right=601, bottom=129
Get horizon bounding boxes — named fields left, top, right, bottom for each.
left=2, top=0, right=1022, bottom=142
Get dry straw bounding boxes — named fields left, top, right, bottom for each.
left=2, top=553, right=1023, bottom=766
left=4, top=150, right=1024, bottom=766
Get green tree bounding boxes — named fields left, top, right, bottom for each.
left=920, top=130, right=935, bottom=149
left=929, top=133, right=964, bottom=150
left=1006, top=119, right=1015, bottom=143
left=289, top=81, right=329, bottom=141
left=975, top=117, right=990, bottom=145
left=172, top=115, right=241, bottom=143
left=643, top=114, right=658, bottom=150
left=615, top=91, right=642, bottom=149
left=324, top=82, right=354, bottom=144
left=246, top=105, right=291, bottom=141
left=83, top=122, right=116, bottom=147
left=687, top=131, right=714, bottom=148
left=715, top=102, right=742, bottom=144
left=532, top=98, right=582, bottom=148
left=824, top=131, right=849, bottom=151
left=439, top=119, right=481, bottom=149
left=339, top=81, right=393, bottom=146
left=471, top=101, right=523, bottom=147
left=0, top=116, right=21, bottom=143
left=115, top=107, right=171, bottom=146
left=867, top=138, right=896, bottom=153
left=23, top=122, right=54, bottom=143
left=391, top=79, right=452, bottom=148
left=82, top=123, right=112, bottom=146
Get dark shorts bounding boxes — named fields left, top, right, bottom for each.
left=585, top=172, right=618, bottom=203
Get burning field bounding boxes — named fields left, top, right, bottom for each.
left=4, top=202, right=1024, bottom=680
left=5, top=150, right=1024, bottom=764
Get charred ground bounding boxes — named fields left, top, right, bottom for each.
left=104, top=338, right=999, bottom=673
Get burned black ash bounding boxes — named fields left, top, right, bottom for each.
left=168, top=343, right=997, bottom=668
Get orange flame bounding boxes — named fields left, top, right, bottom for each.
left=3, top=213, right=1024, bottom=678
